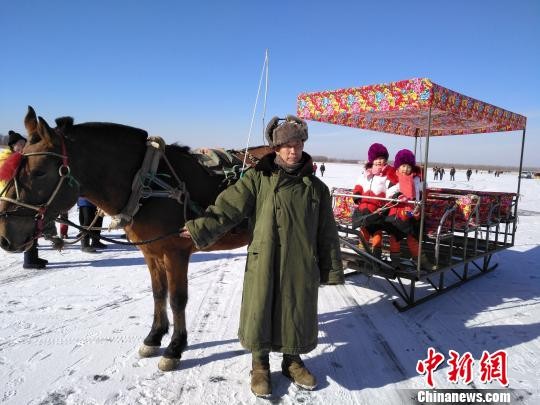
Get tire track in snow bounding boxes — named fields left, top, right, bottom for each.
left=175, top=255, right=247, bottom=404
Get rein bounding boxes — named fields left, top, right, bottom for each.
left=57, top=216, right=178, bottom=246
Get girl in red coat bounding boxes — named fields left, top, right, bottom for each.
left=352, top=143, right=397, bottom=258
left=385, top=149, right=435, bottom=270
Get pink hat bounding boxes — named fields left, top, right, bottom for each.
left=394, top=149, right=416, bottom=168
left=367, top=143, right=389, bottom=163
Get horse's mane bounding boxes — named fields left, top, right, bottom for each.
left=169, top=143, right=191, bottom=154
left=55, top=116, right=149, bottom=142
left=54, top=117, right=195, bottom=157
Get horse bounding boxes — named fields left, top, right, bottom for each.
left=0, top=106, right=273, bottom=371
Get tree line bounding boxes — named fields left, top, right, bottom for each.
left=0, top=133, right=11, bottom=146
left=311, top=155, right=539, bottom=172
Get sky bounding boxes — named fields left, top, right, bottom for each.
left=1, top=0, right=539, bottom=167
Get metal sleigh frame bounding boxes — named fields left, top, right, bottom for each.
left=297, top=78, right=527, bottom=311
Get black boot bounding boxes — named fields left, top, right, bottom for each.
left=23, top=242, right=46, bottom=269
left=81, top=236, right=97, bottom=253
left=91, top=238, right=107, bottom=249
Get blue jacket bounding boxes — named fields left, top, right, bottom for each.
left=77, top=198, right=95, bottom=207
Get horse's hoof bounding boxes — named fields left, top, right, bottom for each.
left=138, top=344, right=161, bottom=358
left=158, top=356, right=180, bottom=371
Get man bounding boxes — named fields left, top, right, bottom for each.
left=77, top=197, right=107, bottom=252
left=180, top=115, right=344, bottom=398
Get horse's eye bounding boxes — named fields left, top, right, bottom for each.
left=31, top=170, right=46, bottom=178
left=28, top=133, right=41, bottom=145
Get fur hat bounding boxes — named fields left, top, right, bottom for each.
left=367, top=143, right=389, bottom=163
left=394, top=149, right=416, bottom=169
left=7, top=131, right=26, bottom=150
left=265, top=115, right=308, bottom=147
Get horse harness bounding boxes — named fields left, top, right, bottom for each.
left=109, top=140, right=261, bottom=230
left=108, top=136, right=189, bottom=229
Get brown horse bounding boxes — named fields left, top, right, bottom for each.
left=0, top=106, right=272, bottom=371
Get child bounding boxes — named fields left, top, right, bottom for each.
left=386, top=149, right=435, bottom=271
left=352, top=143, right=396, bottom=259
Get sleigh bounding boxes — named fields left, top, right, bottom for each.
left=298, top=78, right=527, bottom=311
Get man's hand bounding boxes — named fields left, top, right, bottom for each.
left=179, top=227, right=191, bottom=239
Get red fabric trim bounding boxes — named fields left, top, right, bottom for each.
left=0, top=152, right=23, bottom=182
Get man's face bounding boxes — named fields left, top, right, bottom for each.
left=12, top=139, right=26, bottom=153
left=275, top=139, right=304, bottom=165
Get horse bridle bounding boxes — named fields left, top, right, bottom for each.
left=0, top=137, right=77, bottom=237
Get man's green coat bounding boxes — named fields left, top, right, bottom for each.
left=186, top=153, right=343, bottom=354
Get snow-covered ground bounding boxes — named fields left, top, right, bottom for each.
left=1, top=165, right=539, bottom=404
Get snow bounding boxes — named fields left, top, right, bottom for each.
left=1, top=165, right=539, bottom=404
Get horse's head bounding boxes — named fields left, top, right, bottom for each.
left=0, top=106, right=80, bottom=252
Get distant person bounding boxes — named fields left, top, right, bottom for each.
left=450, top=167, right=456, bottom=181
left=466, top=168, right=472, bottom=181
left=320, top=162, right=326, bottom=177
left=312, top=162, right=318, bottom=175
left=433, top=166, right=439, bottom=180
left=77, top=198, right=107, bottom=252
left=439, top=167, right=445, bottom=180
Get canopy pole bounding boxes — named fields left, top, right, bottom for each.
left=417, top=108, right=432, bottom=275
left=261, top=49, right=269, bottom=143
left=241, top=50, right=269, bottom=175
left=514, top=127, right=527, bottom=222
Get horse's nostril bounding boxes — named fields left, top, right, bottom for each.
left=0, top=236, right=12, bottom=250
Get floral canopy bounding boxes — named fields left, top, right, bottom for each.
left=297, top=78, right=527, bottom=136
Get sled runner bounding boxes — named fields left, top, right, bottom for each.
left=298, top=78, right=527, bottom=311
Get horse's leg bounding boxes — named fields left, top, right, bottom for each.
left=139, top=256, right=170, bottom=358
left=157, top=249, right=190, bottom=371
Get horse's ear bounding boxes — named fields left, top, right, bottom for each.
left=37, top=116, right=55, bottom=146
left=24, top=106, right=38, bottom=135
